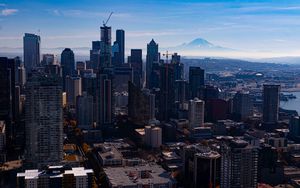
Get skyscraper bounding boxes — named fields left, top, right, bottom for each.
left=100, top=25, right=112, bottom=68
left=183, top=144, right=221, bottom=188
left=116, top=29, right=125, bottom=64
left=146, top=39, right=159, bottom=88
left=188, top=98, right=205, bottom=129
left=23, top=33, right=40, bottom=72
left=41, top=54, right=55, bottom=66
left=189, top=67, right=204, bottom=99
left=129, top=49, right=143, bottom=88
left=289, top=116, right=300, bottom=141
left=220, top=139, right=258, bottom=188
left=0, top=57, right=16, bottom=142
left=25, top=72, right=63, bottom=168
left=76, top=92, right=94, bottom=130
left=65, top=76, right=82, bottom=107
left=97, top=72, right=113, bottom=128
left=263, top=84, right=280, bottom=126
left=128, top=82, right=155, bottom=125
left=159, top=63, right=175, bottom=121
left=232, top=91, right=253, bottom=120
left=89, top=41, right=101, bottom=69
left=61, top=48, right=75, bottom=90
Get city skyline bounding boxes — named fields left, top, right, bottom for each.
left=1, top=0, right=300, bottom=58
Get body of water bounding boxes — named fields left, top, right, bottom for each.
left=280, top=91, right=300, bottom=114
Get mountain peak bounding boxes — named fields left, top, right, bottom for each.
left=188, top=38, right=212, bottom=46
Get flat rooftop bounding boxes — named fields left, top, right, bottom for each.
left=104, top=164, right=175, bottom=187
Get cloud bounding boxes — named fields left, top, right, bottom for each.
left=1, top=9, right=18, bottom=16
left=47, top=9, right=131, bottom=19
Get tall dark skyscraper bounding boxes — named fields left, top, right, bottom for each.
left=189, top=67, right=204, bottom=99
left=100, top=26, right=112, bottom=68
left=0, top=57, right=16, bottom=142
left=23, top=33, right=40, bottom=72
left=129, top=49, right=143, bottom=87
left=159, top=63, right=175, bottom=121
left=232, top=91, right=253, bottom=120
left=97, top=72, right=113, bottom=128
left=61, top=48, right=75, bottom=91
left=172, top=53, right=184, bottom=81
left=146, top=39, right=159, bottom=88
left=128, top=82, right=155, bottom=125
left=183, top=145, right=221, bottom=188
left=263, top=84, right=280, bottom=126
left=25, top=72, right=63, bottom=168
left=89, top=41, right=101, bottom=69
left=116, top=29, right=125, bottom=64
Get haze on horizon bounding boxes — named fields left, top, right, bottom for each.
left=1, top=0, right=300, bottom=59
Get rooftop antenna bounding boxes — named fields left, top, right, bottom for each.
left=103, top=12, right=113, bottom=27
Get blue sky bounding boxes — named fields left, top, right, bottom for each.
left=1, top=0, right=300, bottom=58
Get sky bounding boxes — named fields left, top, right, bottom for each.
left=1, top=0, right=300, bottom=58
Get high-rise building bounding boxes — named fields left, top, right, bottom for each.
left=41, top=54, right=55, bottom=66
left=97, top=71, right=113, bottom=128
left=188, top=98, right=205, bottom=129
left=258, top=144, right=284, bottom=185
left=146, top=39, right=159, bottom=88
left=23, top=33, right=40, bottom=72
left=232, top=91, right=253, bottom=120
left=171, top=53, right=184, bottom=80
left=144, top=125, right=162, bottom=148
left=159, top=63, right=175, bottom=121
left=61, top=48, right=75, bottom=90
left=174, top=80, right=188, bottom=103
left=77, top=92, right=94, bottom=130
left=129, top=49, right=143, bottom=88
left=89, top=41, right=101, bottom=70
left=183, top=144, right=221, bottom=188
left=0, top=57, right=16, bottom=142
left=263, top=84, right=280, bottom=126
left=114, top=66, right=133, bottom=93
left=206, top=99, right=229, bottom=122
left=289, top=116, right=300, bottom=141
left=116, top=29, right=125, bottom=64
left=128, top=82, right=155, bottom=125
left=65, top=76, right=82, bottom=107
left=111, top=41, right=119, bottom=66
left=100, top=25, right=112, bottom=68
left=220, top=139, right=258, bottom=188
left=25, top=72, right=63, bottom=168
left=0, top=121, right=6, bottom=163
left=189, top=67, right=204, bottom=99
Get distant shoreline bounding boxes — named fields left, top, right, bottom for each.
left=282, top=88, right=300, bottom=92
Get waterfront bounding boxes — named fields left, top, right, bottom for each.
left=280, top=91, right=300, bottom=114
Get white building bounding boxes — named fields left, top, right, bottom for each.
left=188, top=98, right=205, bottom=129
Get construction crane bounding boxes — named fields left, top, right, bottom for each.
left=103, top=12, right=113, bottom=27
left=162, top=51, right=175, bottom=64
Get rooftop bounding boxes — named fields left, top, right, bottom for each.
left=104, top=164, right=175, bottom=187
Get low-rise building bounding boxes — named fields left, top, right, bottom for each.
left=16, top=166, right=94, bottom=188
left=104, top=164, right=176, bottom=188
